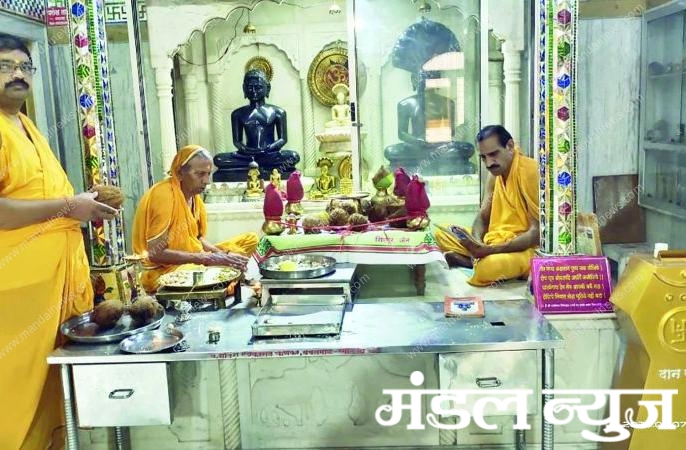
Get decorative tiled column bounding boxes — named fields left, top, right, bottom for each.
left=535, top=0, right=577, bottom=255
left=68, top=0, right=125, bottom=265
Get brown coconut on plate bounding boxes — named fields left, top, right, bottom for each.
left=348, top=213, right=369, bottom=231
left=367, top=203, right=387, bottom=224
left=338, top=200, right=358, bottom=215
left=326, top=199, right=343, bottom=213
left=302, top=214, right=327, bottom=234
left=328, top=207, right=350, bottom=226
left=91, top=299, right=124, bottom=329
left=128, top=297, right=164, bottom=327
left=386, top=204, right=407, bottom=228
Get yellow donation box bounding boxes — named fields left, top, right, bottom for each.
left=607, top=251, right=686, bottom=450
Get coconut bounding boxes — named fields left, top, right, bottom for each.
left=328, top=207, right=349, bottom=226
left=367, top=203, right=387, bottom=224
left=128, top=298, right=163, bottom=327
left=387, top=204, right=407, bottom=228
left=302, top=214, right=325, bottom=234
left=338, top=200, right=358, bottom=215
left=326, top=199, right=343, bottom=213
left=359, top=199, right=372, bottom=215
left=314, top=211, right=331, bottom=225
left=348, top=213, right=369, bottom=231
left=92, top=185, right=124, bottom=209
left=91, top=299, right=124, bottom=329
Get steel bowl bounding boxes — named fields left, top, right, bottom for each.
left=259, top=254, right=336, bottom=279
left=60, top=308, right=165, bottom=344
left=119, top=326, right=186, bottom=354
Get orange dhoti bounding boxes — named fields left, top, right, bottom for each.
left=435, top=150, right=539, bottom=287
left=434, top=227, right=535, bottom=286
left=0, top=113, right=93, bottom=449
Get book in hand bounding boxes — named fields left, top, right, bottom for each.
left=433, top=223, right=472, bottom=240
left=444, top=296, right=485, bottom=318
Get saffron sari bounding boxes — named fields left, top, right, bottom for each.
left=132, top=145, right=257, bottom=293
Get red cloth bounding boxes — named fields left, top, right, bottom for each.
left=393, top=167, right=411, bottom=197
left=286, top=171, right=304, bottom=202
left=405, top=175, right=430, bottom=217
left=263, top=184, right=284, bottom=219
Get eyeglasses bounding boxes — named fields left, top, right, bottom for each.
left=0, top=61, right=37, bottom=75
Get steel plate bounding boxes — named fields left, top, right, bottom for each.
left=158, top=266, right=241, bottom=291
left=259, top=255, right=336, bottom=280
left=60, top=308, right=165, bottom=344
left=329, top=192, right=370, bottom=200
left=120, top=326, right=186, bottom=354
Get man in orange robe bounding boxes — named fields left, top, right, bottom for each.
left=435, top=125, right=540, bottom=286
left=133, top=145, right=258, bottom=293
left=0, top=34, right=118, bottom=449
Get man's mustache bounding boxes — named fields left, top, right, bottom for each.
left=5, top=79, right=29, bottom=89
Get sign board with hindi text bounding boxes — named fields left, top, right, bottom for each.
left=46, top=6, right=68, bottom=26
left=531, top=256, right=613, bottom=314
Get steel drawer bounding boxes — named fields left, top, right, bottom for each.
left=438, top=350, right=538, bottom=416
left=72, top=363, right=171, bottom=427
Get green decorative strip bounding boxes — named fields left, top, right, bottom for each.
left=69, top=1, right=111, bottom=266
left=546, top=0, right=555, bottom=254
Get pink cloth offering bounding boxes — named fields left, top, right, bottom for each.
left=263, top=184, right=284, bottom=219
left=286, top=171, right=304, bottom=202
left=393, top=167, right=411, bottom=198
left=405, top=175, right=430, bottom=218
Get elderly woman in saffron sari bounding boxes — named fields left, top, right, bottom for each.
left=133, top=145, right=258, bottom=293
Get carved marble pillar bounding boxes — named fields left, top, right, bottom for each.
left=180, top=62, right=201, bottom=145
left=207, top=74, right=227, bottom=154
left=300, top=76, right=317, bottom=176
left=153, top=58, right=177, bottom=173
left=488, top=37, right=504, bottom=125
left=489, top=0, right=524, bottom=142
left=502, top=40, right=522, bottom=143
left=363, top=67, right=383, bottom=184
left=488, top=59, right=504, bottom=125
left=219, top=360, right=241, bottom=449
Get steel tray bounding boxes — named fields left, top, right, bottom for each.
left=158, top=267, right=242, bottom=291
left=252, top=304, right=345, bottom=337
left=60, top=308, right=165, bottom=344
left=259, top=255, right=336, bottom=280
left=119, top=326, right=186, bottom=354
left=329, top=192, right=370, bottom=200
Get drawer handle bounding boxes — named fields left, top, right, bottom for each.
left=108, top=389, right=134, bottom=400
left=475, top=377, right=502, bottom=388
